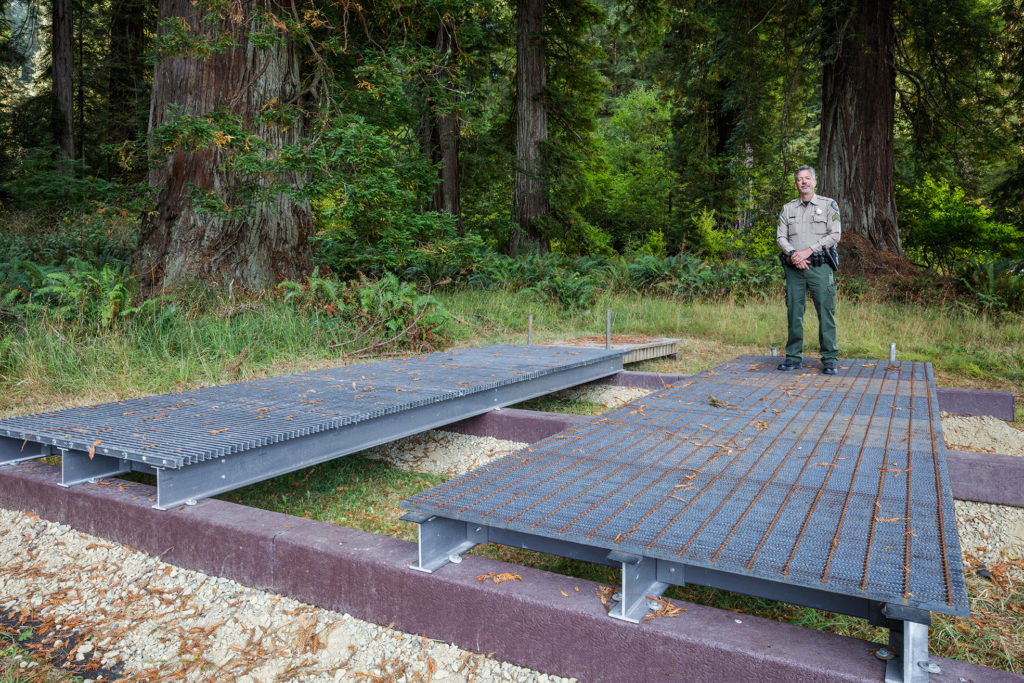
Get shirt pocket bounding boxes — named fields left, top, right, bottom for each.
left=811, top=216, right=828, bottom=234
left=786, top=213, right=800, bottom=238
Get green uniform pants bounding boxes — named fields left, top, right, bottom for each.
left=784, top=263, right=838, bottom=364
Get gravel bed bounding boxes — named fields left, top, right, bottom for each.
left=0, top=508, right=574, bottom=683
left=941, top=414, right=1024, bottom=456
left=954, top=500, right=1024, bottom=579
left=553, top=385, right=652, bottom=408
left=365, top=430, right=527, bottom=477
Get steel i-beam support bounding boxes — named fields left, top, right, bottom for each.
left=60, top=448, right=131, bottom=487
left=0, top=438, right=50, bottom=467
left=402, top=513, right=486, bottom=573
left=607, top=551, right=668, bottom=623
left=883, top=604, right=935, bottom=682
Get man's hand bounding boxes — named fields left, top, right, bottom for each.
left=791, top=247, right=813, bottom=270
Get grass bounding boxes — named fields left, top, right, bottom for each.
left=1, top=288, right=1020, bottom=415
left=437, top=289, right=1024, bottom=393
left=2, top=286, right=1022, bottom=674
left=0, top=625, right=77, bottom=683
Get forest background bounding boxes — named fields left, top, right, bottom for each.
left=0, top=0, right=1023, bottom=393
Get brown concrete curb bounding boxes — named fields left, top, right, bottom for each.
left=936, top=387, right=1017, bottom=422
left=1, top=462, right=1019, bottom=682
left=947, top=450, right=1024, bottom=508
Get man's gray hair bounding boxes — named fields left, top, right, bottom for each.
left=794, top=165, right=816, bottom=180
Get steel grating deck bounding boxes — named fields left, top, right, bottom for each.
left=402, top=355, right=969, bottom=679
left=0, top=344, right=624, bottom=508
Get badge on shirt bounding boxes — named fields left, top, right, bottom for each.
left=815, top=208, right=822, bottom=215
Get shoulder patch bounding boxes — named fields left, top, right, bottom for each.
left=830, top=200, right=839, bottom=211
left=832, top=212, right=840, bottom=221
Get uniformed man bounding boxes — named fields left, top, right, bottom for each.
left=776, top=165, right=841, bottom=375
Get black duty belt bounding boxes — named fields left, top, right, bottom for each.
left=779, top=252, right=827, bottom=268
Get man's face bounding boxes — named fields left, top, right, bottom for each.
left=795, top=170, right=816, bottom=198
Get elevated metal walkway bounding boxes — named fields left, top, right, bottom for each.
left=402, top=356, right=969, bottom=683
left=0, top=345, right=624, bottom=509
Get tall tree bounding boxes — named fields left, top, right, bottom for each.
left=51, top=0, right=73, bottom=159
left=660, top=0, right=817, bottom=248
left=819, top=0, right=901, bottom=254
left=424, top=17, right=462, bottom=231
left=511, top=0, right=550, bottom=255
left=134, top=0, right=312, bottom=294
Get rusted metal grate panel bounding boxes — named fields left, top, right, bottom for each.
left=404, top=355, right=969, bottom=616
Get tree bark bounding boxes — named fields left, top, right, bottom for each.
left=511, top=0, right=550, bottom=255
left=819, top=0, right=902, bottom=254
left=52, top=0, right=74, bottom=159
left=134, top=0, right=312, bottom=295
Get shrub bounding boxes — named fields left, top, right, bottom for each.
left=278, top=272, right=452, bottom=352
left=0, top=258, right=172, bottom=330
left=310, top=115, right=459, bottom=276
left=0, top=146, right=120, bottom=210
left=580, top=87, right=675, bottom=251
left=526, top=271, right=602, bottom=311
left=898, top=176, right=1021, bottom=272
left=693, top=208, right=736, bottom=260
left=955, top=259, right=1024, bottom=312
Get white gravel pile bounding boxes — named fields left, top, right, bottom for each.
left=553, top=384, right=652, bottom=408
left=941, top=414, right=1024, bottom=456
left=365, top=430, right=527, bottom=476
left=954, top=501, right=1024, bottom=578
left=0, top=508, right=574, bottom=683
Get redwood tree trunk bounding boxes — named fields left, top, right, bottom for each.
left=428, top=20, right=462, bottom=233
left=819, top=0, right=902, bottom=254
left=134, top=0, right=312, bottom=295
left=511, top=0, right=550, bottom=255
left=52, top=0, right=74, bottom=159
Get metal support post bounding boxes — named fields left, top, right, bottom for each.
left=403, top=513, right=485, bottom=573
left=528, top=315, right=533, bottom=345
left=0, top=438, right=49, bottom=467
left=889, top=343, right=897, bottom=362
left=607, top=551, right=668, bottom=623
left=882, top=604, right=935, bottom=682
left=606, top=310, right=611, bottom=350
left=885, top=620, right=934, bottom=682
left=60, top=449, right=131, bottom=487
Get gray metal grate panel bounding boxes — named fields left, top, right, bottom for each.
left=0, top=345, right=624, bottom=469
left=404, top=355, right=969, bottom=616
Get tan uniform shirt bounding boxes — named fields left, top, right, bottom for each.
left=777, top=194, right=841, bottom=254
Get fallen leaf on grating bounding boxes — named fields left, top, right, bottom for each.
left=476, top=572, right=522, bottom=584
left=643, top=595, right=687, bottom=621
